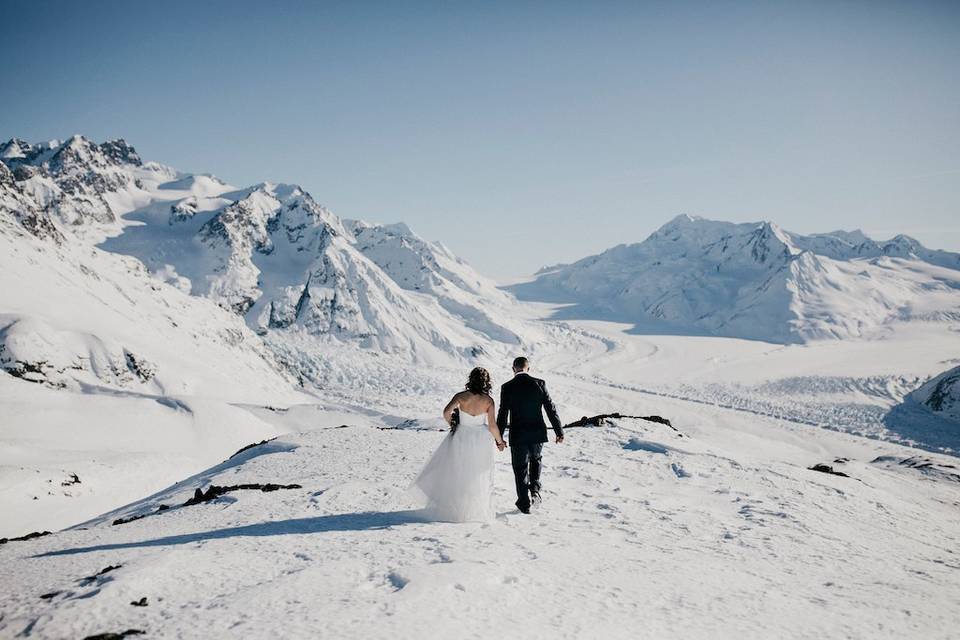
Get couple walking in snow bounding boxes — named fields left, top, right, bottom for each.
left=414, top=357, right=564, bottom=521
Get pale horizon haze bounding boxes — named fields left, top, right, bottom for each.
left=1, top=0, right=958, bottom=280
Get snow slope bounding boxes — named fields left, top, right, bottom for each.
left=0, top=181, right=308, bottom=537
left=514, top=214, right=960, bottom=343
left=1, top=363, right=958, bottom=639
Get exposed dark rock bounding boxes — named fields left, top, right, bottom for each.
left=183, top=483, right=302, bottom=506
left=80, top=565, right=122, bottom=585
left=114, top=482, right=302, bottom=523
left=565, top=413, right=679, bottom=434
left=123, top=350, right=156, bottom=383
left=924, top=370, right=960, bottom=412
left=39, top=591, right=62, bottom=600
left=98, top=139, right=142, bottom=166
left=262, top=405, right=289, bottom=413
left=83, top=630, right=145, bottom=640
left=169, top=198, right=198, bottom=223
left=228, top=437, right=277, bottom=460
left=808, top=463, right=849, bottom=478
left=15, top=209, right=64, bottom=242
left=61, top=472, right=81, bottom=486
left=112, top=504, right=170, bottom=526
left=12, top=164, right=40, bottom=181
left=871, top=455, right=960, bottom=483
left=1, top=359, right=63, bottom=387
left=112, top=513, right=147, bottom=526
left=130, top=597, right=148, bottom=607
left=0, top=160, right=15, bottom=186
left=230, top=296, right=256, bottom=315
left=383, top=420, right=443, bottom=432
left=0, top=530, right=51, bottom=544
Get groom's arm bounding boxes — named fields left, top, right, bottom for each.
left=496, top=385, right=510, bottom=438
left=541, top=380, right=564, bottom=440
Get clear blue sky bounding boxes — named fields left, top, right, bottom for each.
left=2, top=1, right=958, bottom=280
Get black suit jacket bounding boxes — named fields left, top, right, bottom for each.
left=497, top=373, right=563, bottom=444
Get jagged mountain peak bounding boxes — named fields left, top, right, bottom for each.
left=0, top=138, right=32, bottom=159
left=98, top=138, right=142, bottom=166
left=0, top=135, right=171, bottom=235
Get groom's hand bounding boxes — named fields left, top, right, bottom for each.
left=496, top=441, right=506, bottom=452
left=555, top=435, right=564, bottom=444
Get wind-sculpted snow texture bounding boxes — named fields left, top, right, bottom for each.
left=516, top=214, right=960, bottom=343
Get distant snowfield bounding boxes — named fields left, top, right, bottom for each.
left=1, top=330, right=959, bottom=638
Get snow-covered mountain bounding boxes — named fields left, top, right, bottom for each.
left=515, top=214, right=960, bottom=343
left=907, top=365, right=960, bottom=423
left=2, top=135, right=524, bottom=365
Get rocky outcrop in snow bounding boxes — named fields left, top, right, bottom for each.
left=0, top=315, right=158, bottom=390
left=515, top=214, right=960, bottom=343
left=0, top=160, right=63, bottom=242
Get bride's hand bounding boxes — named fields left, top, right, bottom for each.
left=496, top=440, right=506, bottom=452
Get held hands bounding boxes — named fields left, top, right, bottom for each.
left=556, top=435, right=565, bottom=444
left=496, top=440, right=507, bottom=452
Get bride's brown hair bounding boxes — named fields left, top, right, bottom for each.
left=465, top=367, right=492, bottom=395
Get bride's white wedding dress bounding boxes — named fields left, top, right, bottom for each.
left=412, top=411, right=495, bottom=522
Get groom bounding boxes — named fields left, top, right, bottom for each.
left=497, top=357, right=564, bottom=514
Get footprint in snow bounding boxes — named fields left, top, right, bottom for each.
left=386, top=571, right=409, bottom=592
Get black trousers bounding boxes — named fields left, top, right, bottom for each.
left=510, top=441, right=543, bottom=507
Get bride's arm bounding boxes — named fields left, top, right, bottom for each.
left=487, top=401, right=505, bottom=447
left=442, top=393, right=460, bottom=427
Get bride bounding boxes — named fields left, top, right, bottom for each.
left=413, top=367, right=506, bottom=522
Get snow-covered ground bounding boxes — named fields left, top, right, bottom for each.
left=1, top=341, right=958, bottom=638
left=2, top=136, right=959, bottom=638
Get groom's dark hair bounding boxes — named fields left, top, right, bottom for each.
left=512, top=356, right=529, bottom=371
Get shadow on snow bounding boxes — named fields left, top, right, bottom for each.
left=38, top=509, right=436, bottom=557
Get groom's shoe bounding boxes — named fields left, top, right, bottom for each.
left=515, top=499, right=531, bottom=514
left=530, top=490, right=542, bottom=507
